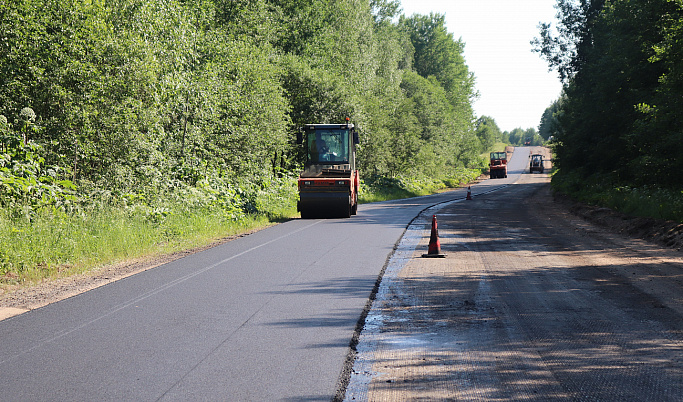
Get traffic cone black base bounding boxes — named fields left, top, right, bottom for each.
left=422, top=215, right=446, bottom=258
left=422, top=252, right=447, bottom=258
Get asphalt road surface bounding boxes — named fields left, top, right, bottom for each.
left=5, top=147, right=678, bottom=401
left=0, top=154, right=519, bottom=400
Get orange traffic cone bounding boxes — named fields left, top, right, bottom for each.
left=466, top=186, right=472, bottom=200
left=422, top=215, right=446, bottom=258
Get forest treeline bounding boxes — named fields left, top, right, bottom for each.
left=535, top=0, right=683, bottom=220
left=476, top=116, right=546, bottom=149
left=0, top=0, right=502, bottom=217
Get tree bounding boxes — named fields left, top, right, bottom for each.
left=399, top=13, right=477, bottom=113
left=475, top=116, right=501, bottom=152
left=625, top=0, right=683, bottom=187
left=524, top=128, right=544, bottom=146
left=507, top=128, right=525, bottom=146
left=398, top=13, right=479, bottom=170
left=534, top=0, right=683, bottom=189
left=0, top=0, right=483, bottom=203
left=532, top=0, right=607, bottom=84
left=538, top=97, right=564, bottom=140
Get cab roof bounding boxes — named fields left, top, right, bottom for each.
left=303, top=123, right=354, bottom=131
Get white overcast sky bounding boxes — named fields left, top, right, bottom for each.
left=399, top=0, right=563, bottom=132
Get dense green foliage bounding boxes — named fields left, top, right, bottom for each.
left=1, top=0, right=482, bottom=207
left=359, top=167, right=481, bottom=204
left=538, top=97, right=563, bottom=141
left=535, top=0, right=683, bottom=221
left=474, top=117, right=543, bottom=148
left=504, top=127, right=545, bottom=146
left=1, top=0, right=490, bottom=281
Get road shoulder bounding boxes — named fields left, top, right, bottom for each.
left=344, top=173, right=682, bottom=400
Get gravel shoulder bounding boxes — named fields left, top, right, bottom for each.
left=344, top=171, right=682, bottom=401
left=0, top=230, right=261, bottom=320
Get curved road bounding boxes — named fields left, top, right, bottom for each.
left=0, top=152, right=523, bottom=400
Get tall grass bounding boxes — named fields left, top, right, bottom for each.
left=1, top=176, right=299, bottom=287
left=0, top=207, right=270, bottom=283
left=359, top=168, right=482, bottom=203
left=551, top=171, right=683, bottom=223
left=1, top=168, right=483, bottom=288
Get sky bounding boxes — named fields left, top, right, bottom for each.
left=399, top=0, right=563, bottom=132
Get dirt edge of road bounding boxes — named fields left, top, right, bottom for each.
left=0, top=228, right=265, bottom=320
left=1, top=189, right=681, bottom=321
left=555, top=192, right=683, bottom=252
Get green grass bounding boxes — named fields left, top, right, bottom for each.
left=1, top=168, right=483, bottom=288
left=0, top=202, right=298, bottom=287
left=490, top=142, right=509, bottom=153
left=0, top=174, right=300, bottom=288
left=359, top=185, right=415, bottom=203
left=551, top=170, right=683, bottom=223
left=0, top=208, right=267, bottom=283
left=359, top=168, right=482, bottom=204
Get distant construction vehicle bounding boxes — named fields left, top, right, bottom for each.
left=530, top=154, right=544, bottom=173
left=489, top=151, right=508, bottom=179
left=297, top=120, right=360, bottom=218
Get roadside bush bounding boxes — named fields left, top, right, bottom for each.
left=551, top=170, right=683, bottom=223
left=359, top=167, right=481, bottom=203
left=0, top=169, right=299, bottom=284
left=0, top=111, right=78, bottom=219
